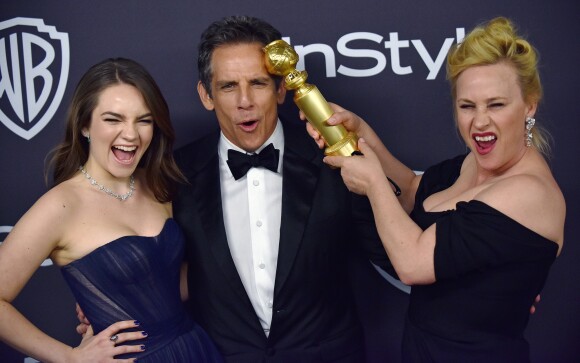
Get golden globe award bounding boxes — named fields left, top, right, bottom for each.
left=263, top=39, right=359, bottom=156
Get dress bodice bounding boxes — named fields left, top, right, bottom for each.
left=61, top=219, right=223, bottom=362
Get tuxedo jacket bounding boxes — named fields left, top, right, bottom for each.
left=173, top=119, right=389, bottom=363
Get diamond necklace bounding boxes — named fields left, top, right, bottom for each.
left=79, top=166, right=135, bottom=201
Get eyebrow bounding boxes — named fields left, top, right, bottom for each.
left=215, top=80, right=237, bottom=87
left=251, top=76, right=272, bottom=83
left=456, top=96, right=507, bottom=103
left=100, top=111, right=153, bottom=119
left=215, top=76, right=273, bottom=87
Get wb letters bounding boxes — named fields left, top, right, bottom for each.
left=0, top=18, right=69, bottom=140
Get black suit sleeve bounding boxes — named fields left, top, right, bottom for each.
left=350, top=193, right=398, bottom=278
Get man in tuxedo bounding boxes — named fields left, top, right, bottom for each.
left=173, top=15, right=390, bottom=363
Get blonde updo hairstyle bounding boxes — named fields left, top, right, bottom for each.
left=446, top=17, right=550, bottom=156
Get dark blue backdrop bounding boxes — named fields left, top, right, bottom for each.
left=1, top=1, right=578, bottom=362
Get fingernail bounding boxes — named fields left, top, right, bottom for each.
left=140, top=345, right=146, bottom=350
left=142, top=331, right=148, bottom=336
left=134, top=320, right=140, bottom=326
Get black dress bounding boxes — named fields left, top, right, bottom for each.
left=61, top=219, right=223, bottom=362
left=404, top=154, right=558, bottom=363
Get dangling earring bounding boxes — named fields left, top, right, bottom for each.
left=83, top=132, right=91, bottom=143
left=525, top=116, right=535, bottom=147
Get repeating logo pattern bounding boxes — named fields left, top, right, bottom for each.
left=0, top=17, right=70, bottom=140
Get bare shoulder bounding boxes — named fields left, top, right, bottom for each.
left=34, top=179, right=83, bottom=221
left=14, top=179, right=84, bottom=243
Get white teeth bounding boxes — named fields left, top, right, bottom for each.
left=114, top=145, right=137, bottom=152
left=475, top=135, right=496, bottom=142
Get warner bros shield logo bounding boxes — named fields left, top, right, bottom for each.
left=0, top=17, right=70, bottom=140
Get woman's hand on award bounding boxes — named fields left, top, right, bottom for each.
left=300, top=102, right=366, bottom=149
left=323, top=138, right=384, bottom=196
left=325, top=103, right=365, bottom=133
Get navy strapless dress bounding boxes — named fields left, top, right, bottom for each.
left=61, top=219, right=223, bottom=362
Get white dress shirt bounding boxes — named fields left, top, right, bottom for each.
left=218, top=120, right=284, bottom=337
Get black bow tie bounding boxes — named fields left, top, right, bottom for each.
left=227, top=143, right=280, bottom=180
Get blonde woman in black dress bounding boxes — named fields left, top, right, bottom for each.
left=309, top=17, right=565, bottom=362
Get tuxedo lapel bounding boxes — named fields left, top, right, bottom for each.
left=274, top=121, right=321, bottom=295
left=186, top=136, right=251, bottom=303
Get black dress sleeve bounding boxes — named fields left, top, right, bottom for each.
left=434, top=200, right=558, bottom=281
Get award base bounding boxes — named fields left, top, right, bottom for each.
left=324, top=131, right=359, bottom=156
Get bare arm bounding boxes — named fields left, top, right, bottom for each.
left=0, top=192, right=74, bottom=362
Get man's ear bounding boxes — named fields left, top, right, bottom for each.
left=276, top=78, right=287, bottom=105
left=197, top=81, right=215, bottom=111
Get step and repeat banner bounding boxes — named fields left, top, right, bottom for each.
left=1, top=1, right=578, bottom=362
